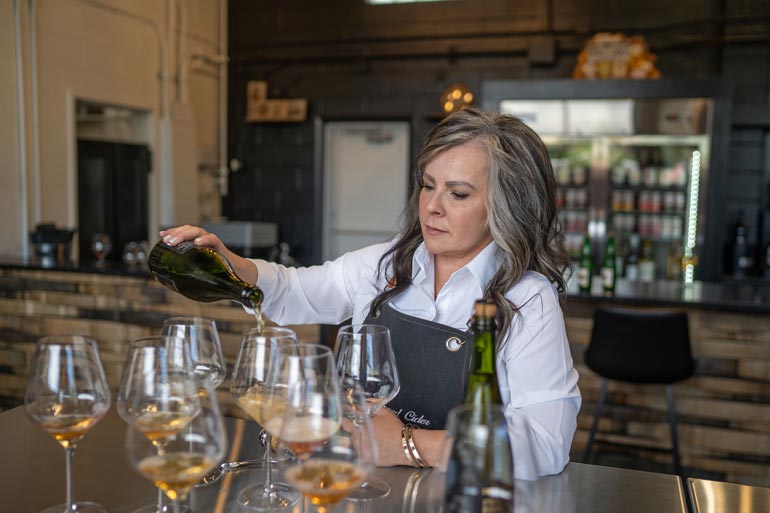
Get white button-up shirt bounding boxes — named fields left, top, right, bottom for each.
left=251, top=240, right=581, bottom=479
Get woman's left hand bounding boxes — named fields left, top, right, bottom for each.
left=369, top=407, right=410, bottom=467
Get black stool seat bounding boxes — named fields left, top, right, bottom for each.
left=583, top=306, right=694, bottom=476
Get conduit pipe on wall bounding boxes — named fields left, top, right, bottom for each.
left=174, top=0, right=188, bottom=103
left=13, top=0, right=30, bottom=258
left=218, top=0, right=228, bottom=196
left=29, top=0, right=41, bottom=226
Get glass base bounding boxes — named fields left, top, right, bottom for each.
left=39, top=502, right=108, bottom=513
left=129, top=504, right=193, bottom=513
left=238, top=483, right=301, bottom=511
left=347, top=475, right=392, bottom=501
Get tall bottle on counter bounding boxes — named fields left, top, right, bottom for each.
left=148, top=241, right=264, bottom=310
left=464, top=299, right=502, bottom=410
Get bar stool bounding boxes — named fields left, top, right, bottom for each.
left=582, top=306, right=694, bottom=476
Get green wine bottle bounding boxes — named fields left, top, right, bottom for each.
left=601, top=235, right=616, bottom=295
left=577, top=234, right=592, bottom=294
left=148, top=240, right=263, bottom=309
left=464, top=299, right=502, bottom=409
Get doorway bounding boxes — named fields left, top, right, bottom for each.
left=322, top=121, right=410, bottom=260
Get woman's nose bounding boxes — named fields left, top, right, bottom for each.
left=424, top=193, right=444, bottom=215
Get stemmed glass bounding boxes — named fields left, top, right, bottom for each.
left=125, top=387, right=226, bottom=513
left=91, top=233, right=112, bottom=267
left=271, top=345, right=377, bottom=513
left=334, top=324, right=400, bottom=500
left=161, top=316, right=226, bottom=488
left=117, top=336, right=202, bottom=513
left=161, top=317, right=226, bottom=391
left=24, top=335, right=112, bottom=513
left=230, top=327, right=301, bottom=510
left=262, top=344, right=342, bottom=461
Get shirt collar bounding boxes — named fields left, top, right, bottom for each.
left=412, top=240, right=501, bottom=290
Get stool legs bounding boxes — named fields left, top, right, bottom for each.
left=666, top=384, right=684, bottom=476
left=583, top=379, right=608, bottom=463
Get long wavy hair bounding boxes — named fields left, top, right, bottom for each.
left=369, top=108, right=569, bottom=341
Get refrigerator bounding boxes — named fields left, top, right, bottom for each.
left=482, top=79, right=730, bottom=287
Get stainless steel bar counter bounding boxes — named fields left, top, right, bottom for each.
left=688, top=477, right=770, bottom=513
left=0, top=406, right=687, bottom=513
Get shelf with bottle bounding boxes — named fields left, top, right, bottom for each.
left=610, top=189, right=687, bottom=214
left=610, top=213, right=684, bottom=240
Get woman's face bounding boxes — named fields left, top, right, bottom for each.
left=419, top=141, right=494, bottom=269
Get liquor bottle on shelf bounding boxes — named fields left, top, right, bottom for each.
left=148, top=240, right=264, bottom=309
left=464, top=299, right=502, bottom=411
left=625, top=234, right=640, bottom=282
left=638, top=240, right=656, bottom=283
left=577, top=234, right=593, bottom=294
left=666, top=241, right=684, bottom=281
left=732, top=210, right=752, bottom=278
left=601, top=235, right=616, bottom=295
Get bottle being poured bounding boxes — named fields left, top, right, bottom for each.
left=148, top=240, right=265, bottom=332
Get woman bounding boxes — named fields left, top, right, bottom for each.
left=160, top=108, right=580, bottom=479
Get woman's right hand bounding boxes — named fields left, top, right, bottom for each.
left=158, top=225, right=258, bottom=285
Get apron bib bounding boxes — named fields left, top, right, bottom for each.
left=364, top=303, right=472, bottom=430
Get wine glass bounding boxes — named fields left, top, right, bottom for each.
left=261, top=344, right=342, bottom=461
left=334, top=324, right=400, bottom=500
left=117, top=336, right=201, bottom=513
left=24, top=335, right=112, bottom=513
left=91, top=233, right=112, bottom=267
left=126, top=387, right=226, bottom=513
left=230, top=327, right=301, bottom=510
left=161, top=317, right=226, bottom=391
left=274, top=349, right=377, bottom=513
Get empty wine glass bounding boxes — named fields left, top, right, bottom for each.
left=274, top=348, right=377, bottom=513
left=24, top=335, right=111, bottom=513
left=117, top=336, right=201, bottom=513
left=230, top=327, right=301, bottom=510
left=334, top=324, right=400, bottom=500
left=126, top=388, right=226, bottom=513
left=161, top=317, right=226, bottom=391
left=91, top=233, right=112, bottom=267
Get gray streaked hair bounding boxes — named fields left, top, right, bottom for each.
left=370, top=108, right=569, bottom=341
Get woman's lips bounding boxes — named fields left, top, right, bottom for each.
left=425, top=226, right=446, bottom=236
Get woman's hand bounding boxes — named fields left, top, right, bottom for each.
left=369, top=408, right=445, bottom=468
left=158, top=225, right=258, bottom=285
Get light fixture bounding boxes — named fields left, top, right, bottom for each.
left=440, top=83, right=474, bottom=115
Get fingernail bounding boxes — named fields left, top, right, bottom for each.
left=168, top=236, right=178, bottom=244
left=194, top=237, right=203, bottom=245
left=162, top=234, right=171, bottom=241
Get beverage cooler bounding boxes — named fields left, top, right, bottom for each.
left=483, top=79, right=730, bottom=288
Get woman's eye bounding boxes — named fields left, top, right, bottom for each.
left=420, top=184, right=434, bottom=191
left=451, top=191, right=469, bottom=200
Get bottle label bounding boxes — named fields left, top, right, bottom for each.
left=577, top=267, right=590, bottom=288
left=601, top=268, right=615, bottom=288
left=171, top=241, right=195, bottom=254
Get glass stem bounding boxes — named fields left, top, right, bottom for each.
left=357, top=421, right=369, bottom=487
left=262, top=433, right=273, bottom=496
left=171, top=500, right=181, bottom=513
left=156, top=488, right=165, bottom=512
left=64, top=446, right=75, bottom=509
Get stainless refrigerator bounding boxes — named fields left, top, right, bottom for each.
left=483, top=79, right=730, bottom=285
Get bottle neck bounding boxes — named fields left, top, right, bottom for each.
left=240, top=287, right=263, bottom=310
left=471, top=317, right=496, bottom=375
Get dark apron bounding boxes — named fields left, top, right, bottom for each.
left=364, top=302, right=472, bottom=430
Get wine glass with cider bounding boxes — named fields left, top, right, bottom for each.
left=24, top=335, right=112, bottom=513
